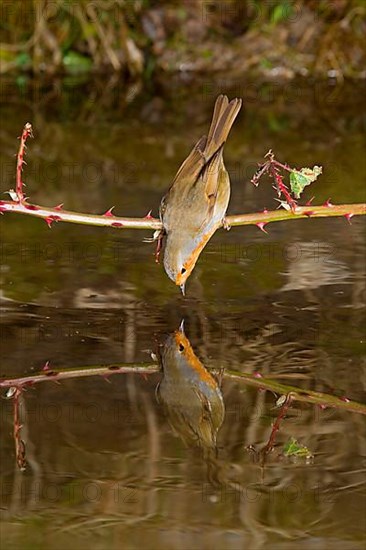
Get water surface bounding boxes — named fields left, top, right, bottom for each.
left=0, top=76, right=365, bottom=549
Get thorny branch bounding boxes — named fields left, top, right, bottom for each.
left=1, top=362, right=365, bottom=415
left=15, top=122, right=33, bottom=203
left=1, top=124, right=365, bottom=233
left=261, top=393, right=295, bottom=457
left=258, top=393, right=295, bottom=466
left=4, top=387, right=27, bottom=471
left=1, top=361, right=365, bottom=471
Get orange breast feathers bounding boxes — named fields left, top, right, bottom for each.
left=174, top=331, right=217, bottom=388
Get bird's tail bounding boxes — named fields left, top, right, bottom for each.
left=203, top=94, right=242, bottom=162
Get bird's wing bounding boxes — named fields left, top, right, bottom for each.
left=171, top=135, right=207, bottom=187
left=162, top=95, right=241, bottom=224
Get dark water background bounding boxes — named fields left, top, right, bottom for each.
left=0, top=76, right=365, bottom=549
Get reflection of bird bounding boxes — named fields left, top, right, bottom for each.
left=156, top=322, right=225, bottom=449
left=159, top=95, right=242, bottom=294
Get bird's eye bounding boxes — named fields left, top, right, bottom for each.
left=181, top=267, right=186, bottom=274
left=179, top=343, right=185, bottom=352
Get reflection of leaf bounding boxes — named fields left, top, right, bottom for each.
left=83, top=23, right=97, bottom=39
left=15, top=52, right=31, bottom=67
left=260, top=58, right=273, bottom=69
left=63, top=51, right=92, bottom=73
left=202, top=49, right=213, bottom=59
left=0, top=48, right=16, bottom=62
left=290, top=166, right=322, bottom=198
left=283, top=437, right=313, bottom=459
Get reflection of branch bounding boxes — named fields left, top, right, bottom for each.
left=260, top=393, right=294, bottom=460
left=12, top=388, right=27, bottom=471
left=1, top=363, right=365, bottom=415
left=0, top=363, right=159, bottom=389
left=225, top=370, right=366, bottom=415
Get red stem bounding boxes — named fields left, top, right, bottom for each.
left=269, top=164, right=297, bottom=213
left=16, top=122, right=33, bottom=203
left=272, top=159, right=293, bottom=173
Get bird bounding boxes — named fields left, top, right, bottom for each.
left=156, top=321, right=225, bottom=449
left=159, top=94, right=242, bottom=294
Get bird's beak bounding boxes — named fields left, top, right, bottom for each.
left=178, top=319, right=185, bottom=334
left=179, top=283, right=186, bottom=296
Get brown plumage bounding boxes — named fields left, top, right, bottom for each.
left=160, top=95, right=242, bottom=293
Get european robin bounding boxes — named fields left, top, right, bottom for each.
left=159, top=94, right=242, bottom=294
left=156, top=322, right=225, bottom=449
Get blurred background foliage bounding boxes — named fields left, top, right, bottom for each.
left=0, top=0, right=365, bottom=80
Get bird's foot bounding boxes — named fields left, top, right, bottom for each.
left=154, top=231, right=164, bottom=263
left=143, top=230, right=164, bottom=263
left=222, top=217, right=231, bottom=231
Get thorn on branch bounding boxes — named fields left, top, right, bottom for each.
left=42, top=361, right=58, bottom=377
left=42, top=361, right=50, bottom=371
left=275, top=199, right=293, bottom=211
left=6, top=190, right=19, bottom=201
left=256, top=222, right=268, bottom=233
left=103, top=207, right=115, bottom=217
left=44, top=215, right=61, bottom=228
left=251, top=162, right=269, bottom=186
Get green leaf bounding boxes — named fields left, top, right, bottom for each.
left=283, top=437, right=313, bottom=458
left=271, top=3, right=292, bottom=25
left=290, top=165, right=322, bottom=198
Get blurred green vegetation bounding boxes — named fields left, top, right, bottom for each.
left=0, top=1, right=365, bottom=78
